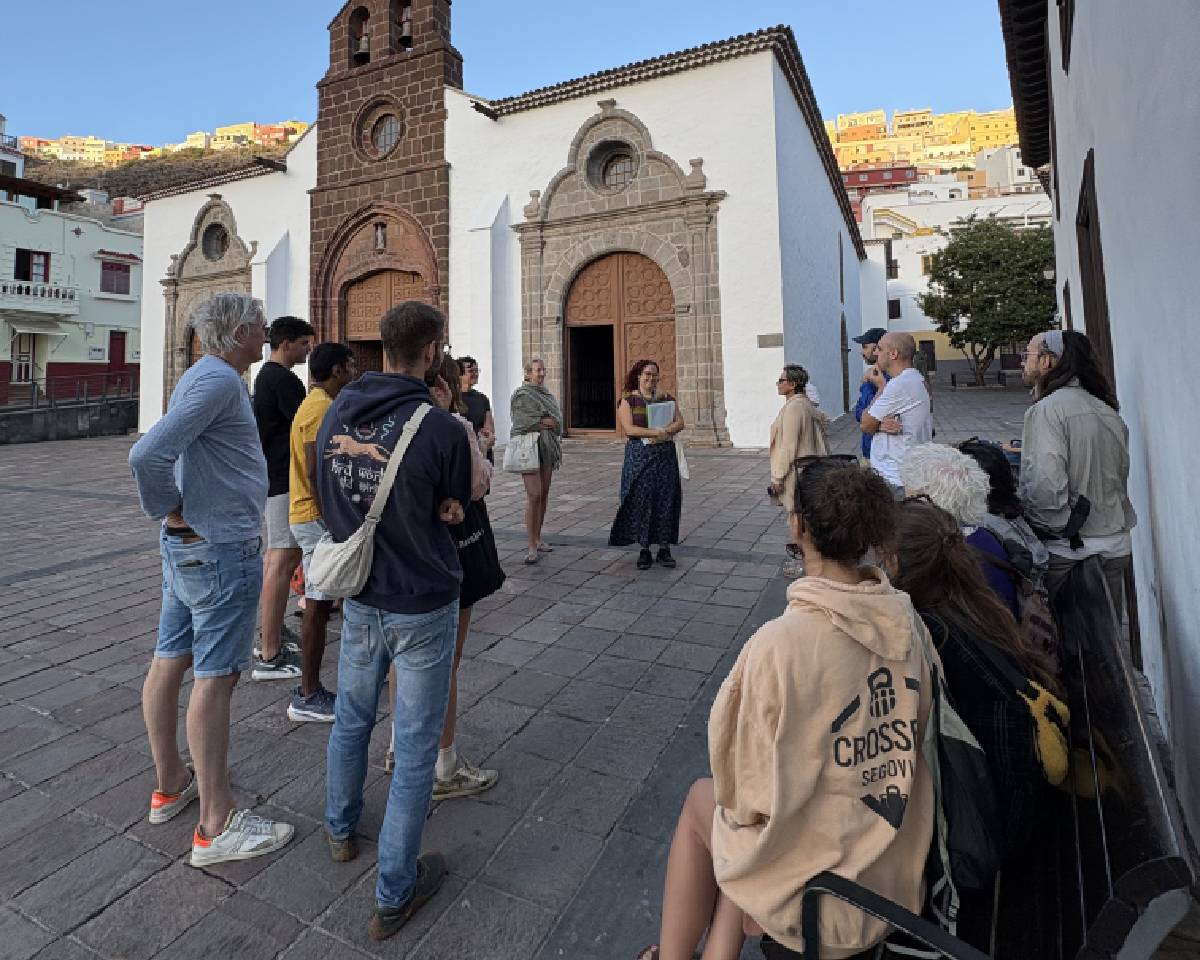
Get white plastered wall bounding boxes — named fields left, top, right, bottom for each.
left=772, top=59, right=864, bottom=415
left=447, top=52, right=803, bottom=447
left=137, top=129, right=316, bottom=432
left=1045, top=0, right=1200, bottom=838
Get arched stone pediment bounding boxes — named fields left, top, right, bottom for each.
left=531, top=100, right=703, bottom=224
left=159, top=195, right=256, bottom=408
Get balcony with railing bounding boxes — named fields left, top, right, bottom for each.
left=0, top=133, right=19, bottom=151
left=0, top=280, right=81, bottom=316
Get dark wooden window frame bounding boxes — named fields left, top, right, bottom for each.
left=1075, top=149, right=1114, bottom=384
left=100, top=260, right=131, bottom=295
left=1058, top=0, right=1075, bottom=72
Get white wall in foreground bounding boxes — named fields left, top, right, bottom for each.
left=1045, top=0, right=1200, bottom=838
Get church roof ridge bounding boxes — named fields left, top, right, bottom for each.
left=483, top=24, right=864, bottom=258
left=487, top=25, right=790, bottom=114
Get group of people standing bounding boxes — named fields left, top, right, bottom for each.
left=639, top=323, right=1137, bottom=959
left=129, top=296, right=510, bottom=939
left=127, top=283, right=1135, bottom=952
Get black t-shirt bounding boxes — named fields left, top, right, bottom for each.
left=252, top=361, right=306, bottom=497
left=462, top=389, right=493, bottom=464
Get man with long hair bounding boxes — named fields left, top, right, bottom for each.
left=1018, top=329, right=1136, bottom=610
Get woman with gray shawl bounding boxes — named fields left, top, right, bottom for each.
left=510, top=357, right=564, bottom=564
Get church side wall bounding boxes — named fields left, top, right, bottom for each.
left=1044, top=0, right=1200, bottom=841
left=446, top=53, right=785, bottom=446
left=137, top=132, right=316, bottom=432
left=772, top=60, right=862, bottom=416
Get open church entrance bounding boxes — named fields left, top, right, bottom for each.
left=563, top=252, right=676, bottom=435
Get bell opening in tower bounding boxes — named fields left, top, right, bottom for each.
left=568, top=325, right=616, bottom=431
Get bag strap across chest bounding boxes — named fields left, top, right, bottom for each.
left=366, top=404, right=432, bottom=524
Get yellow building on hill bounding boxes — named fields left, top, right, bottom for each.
left=827, top=106, right=1020, bottom=172
left=969, top=108, right=1019, bottom=150
left=837, top=109, right=887, bottom=132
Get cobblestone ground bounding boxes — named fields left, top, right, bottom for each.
left=1, top=383, right=1192, bottom=959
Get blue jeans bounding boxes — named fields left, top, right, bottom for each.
left=325, top=597, right=458, bottom=909
left=156, top=530, right=263, bottom=678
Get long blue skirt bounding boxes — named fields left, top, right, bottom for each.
left=608, top=439, right=682, bottom=548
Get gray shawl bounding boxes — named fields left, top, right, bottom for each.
left=510, top=382, right=564, bottom=470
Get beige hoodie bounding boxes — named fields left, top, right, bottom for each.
left=709, top=570, right=936, bottom=957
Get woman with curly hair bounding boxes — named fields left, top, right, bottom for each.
left=639, top=458, right=935, bottom=960
left=609, top=359, right=686, bottom=570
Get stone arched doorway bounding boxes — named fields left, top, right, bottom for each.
left=564, top=252, right=676, bottom=433
left=342, top=269, right=427, bottom=374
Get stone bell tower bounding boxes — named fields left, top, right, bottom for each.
left=310, top=0, right=462, bottom=371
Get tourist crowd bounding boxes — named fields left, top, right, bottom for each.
left=127, top=292, right=1133, bottom=951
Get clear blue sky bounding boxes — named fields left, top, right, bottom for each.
left=3, top=0, right=1013, bottom=144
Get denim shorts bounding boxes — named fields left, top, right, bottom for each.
left=289, top=518, right=332, bottom=602
left=156, top=530, right=263, bottom=678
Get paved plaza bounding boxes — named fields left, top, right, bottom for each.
left=8, top=382, right=1190, bottom=960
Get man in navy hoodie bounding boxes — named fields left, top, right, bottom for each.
left=318, top=301, right=471, bottom=941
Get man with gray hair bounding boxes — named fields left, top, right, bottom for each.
left=860, top=331, right=933, bottom=494
left=129, top=292, right=294, bottom=867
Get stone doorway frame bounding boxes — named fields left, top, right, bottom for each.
left=160, top=194, right=255, bottom=406
left=514, top=100, right=730, bottom=445
left=311, top=202, right=440, bottom=345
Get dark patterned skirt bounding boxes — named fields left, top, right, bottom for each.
left=608, top=439, right=682, bottom=548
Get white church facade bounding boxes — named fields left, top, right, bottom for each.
left=138, top=4, right=864, bottom=447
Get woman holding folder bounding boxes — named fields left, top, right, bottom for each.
left=609, top=359, right=686, bottom=570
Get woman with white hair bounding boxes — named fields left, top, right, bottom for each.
left=900, top=443, right=1019, bottom=617
left=509, top=357, right=563, bottom=565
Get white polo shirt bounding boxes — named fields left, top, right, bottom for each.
left=868, top=367, right=932, bottom=486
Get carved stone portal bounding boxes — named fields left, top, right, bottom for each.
left=160, top=195, right=256, bottom=408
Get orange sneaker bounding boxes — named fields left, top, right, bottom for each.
left=148, top=768, right=198, bottom=825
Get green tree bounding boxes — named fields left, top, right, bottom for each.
left=919, top=215, right=1056, bottom=385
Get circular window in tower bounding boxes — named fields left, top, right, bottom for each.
left=371, top=114, right=403, bottom=156
left=201, top=223, right=229, bottom=261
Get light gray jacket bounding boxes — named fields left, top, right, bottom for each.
left=1019, top=383, right=1136, bottom=541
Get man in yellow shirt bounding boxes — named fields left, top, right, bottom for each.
left=287, top=343, right=357, bottom=722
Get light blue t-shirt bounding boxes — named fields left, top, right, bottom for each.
left=130, top=355, right=268, bottom=543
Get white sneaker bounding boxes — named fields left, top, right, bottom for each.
left=148, top=768, right=198, bottom=824
left=190, top=809, right=294, bottom=867
left=432, top=757, right=499, bottom=801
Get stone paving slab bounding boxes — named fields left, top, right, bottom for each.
left=2, top=384, right=1193, bottom=958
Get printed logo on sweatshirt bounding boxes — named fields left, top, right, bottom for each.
left=831, top=671, right=922, bottom=827
left=325, top=415, right=397, bottom=507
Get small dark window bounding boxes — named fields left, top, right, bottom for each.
left=372, top=115, right=403, bottom=155
left=921, top=254, right=934, bottom=276
left=888, top=298, right=903, bottom=320
left=602, top=153, right=636, bottom=190
left=202, top=223, right=229, bottom=262
left=0, top=159, right=15, bottom=178
left=14, top=249, right=50, bottom=282
left=101, top=261, right=131, bottom=295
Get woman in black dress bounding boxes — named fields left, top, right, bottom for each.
left=609, top=359, right=686, bottom=570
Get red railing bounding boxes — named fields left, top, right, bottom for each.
left=5, top=370, right=140, bottom=409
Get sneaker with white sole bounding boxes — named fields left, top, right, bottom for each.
left=287, top=684, right=336, bottom=723
left=432, top=757, right=499, bottom=801
left=148, top=768, right=198, bottom=824
left=190, top=809, right=294, bottom=867
left=251, top=647, right=302, bottom=682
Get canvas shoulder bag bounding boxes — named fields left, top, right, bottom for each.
left=306, top=403, right=432, bottom=598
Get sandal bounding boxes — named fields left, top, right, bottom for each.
left=524, top=550, right=540, bottom=565
left=636, top=947, right=659, bottom=960
left=536, top=542, right=554, bottom=553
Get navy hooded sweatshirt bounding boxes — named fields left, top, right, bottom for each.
left=316, top=372, right=472, bottom=614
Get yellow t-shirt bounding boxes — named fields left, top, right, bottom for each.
left=288, top=386, right=332, bottom=525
